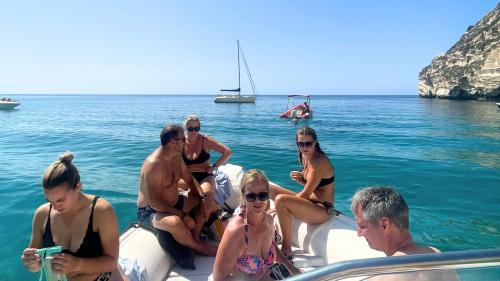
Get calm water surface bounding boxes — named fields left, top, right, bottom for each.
left=1, top=95, right=499, bottom=280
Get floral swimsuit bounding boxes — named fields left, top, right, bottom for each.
left=235, top=224, right=276, bottom=274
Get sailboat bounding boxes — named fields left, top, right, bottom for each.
left=215, top=40, right=257, bottom=103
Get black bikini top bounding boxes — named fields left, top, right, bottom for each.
left=183, top=135, right=210, bottom=165
left=42, top=196, right=103, bottom=258
left=302, top=175, right=335, bottom=189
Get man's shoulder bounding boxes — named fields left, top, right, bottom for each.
left=393, top=246, right=440, bottom=256
left=143, top=149, right=174, bottom=170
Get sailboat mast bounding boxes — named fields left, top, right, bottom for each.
left=237, top=40, right=241, bottom=94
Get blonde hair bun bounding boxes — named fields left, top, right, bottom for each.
left=59, top=151, right=74, bottom=164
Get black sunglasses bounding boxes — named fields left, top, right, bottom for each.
left=187, top=127, right=200, bottom=132
left=297, top=141, right=315, bottom=148
left=245, top=192, right=269, bottom=202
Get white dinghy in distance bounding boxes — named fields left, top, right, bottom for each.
left=215, top=40, right=257, bottom=103
left=0, top=98, right=20, bottom=110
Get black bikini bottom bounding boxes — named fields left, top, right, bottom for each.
left=192, top=172, right=213, bottom=183
left=310, top=200, right=334, bottom=215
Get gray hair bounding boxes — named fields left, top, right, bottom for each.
left=183, top=114, right=200, bottom=129
left=351, top=186, right=409, bottom=229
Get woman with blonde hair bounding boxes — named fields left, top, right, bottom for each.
left=21, top=152, right=123, bottom=281
left=182, top=114, right=232, bottom=232
left=213, top=170, right=297, bottom=281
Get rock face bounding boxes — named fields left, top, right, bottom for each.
left=418, top=3, right=500, bottom=101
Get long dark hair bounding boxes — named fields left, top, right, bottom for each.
left=296, top=126, right=327, bottom=166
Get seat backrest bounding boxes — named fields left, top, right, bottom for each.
left=217, top=164, right=244, bottom=210
left=289, top=215, right=385, bottom=263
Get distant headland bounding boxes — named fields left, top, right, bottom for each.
left=418, top=3, right=499, bottom=101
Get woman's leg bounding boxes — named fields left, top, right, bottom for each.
left=200, top=176, right=219, bottom=215
left=153, top=213, right=218, bottom=256
left=275, top=194, right=330, bottom=255
left=269, top=182, right=296, bottom=200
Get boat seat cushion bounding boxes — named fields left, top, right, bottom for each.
left=156, top=228, right=196, bottom=270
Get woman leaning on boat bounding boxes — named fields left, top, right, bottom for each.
left=270, top=126, right=335, bottom=261
left=182, top=114, right=232, bottom=231
left=21, top=152, right=126, bottom=281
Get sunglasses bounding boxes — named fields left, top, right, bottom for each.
left=187, top=127, right=200, bottom=132
left=296, top=141, right=315, bottom=148
left=245, top=192, right=269, bottom=202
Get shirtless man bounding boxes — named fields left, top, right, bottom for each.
left=137, top=124, right=217, bottom=256
left=352, top=187, right=459, bottom=281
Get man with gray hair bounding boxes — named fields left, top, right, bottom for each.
left=351, top=187, right=459, bottom=280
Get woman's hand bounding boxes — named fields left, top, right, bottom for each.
left=183, top=215, right=196, bottom=230
left=290, top=171, right=303, bottom=182
left=50, top=252, right=81, bottom=274
left=206, top=164, right=216, bottom=174
left=21, top=248, right=41, bottom=272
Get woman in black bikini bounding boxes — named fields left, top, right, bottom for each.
left=182, top=115, right=232, bottom=220
left=270, top=127, right=335, bottom=261
left=21, top=152, right=125, bottom=281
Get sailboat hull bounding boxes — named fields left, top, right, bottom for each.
left=214, top=95, right=256, bottom=103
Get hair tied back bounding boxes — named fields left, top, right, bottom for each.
left=59, top=151, right=74, bottom=165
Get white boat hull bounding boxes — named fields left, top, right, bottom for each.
left=119, top=164, right=383, bottom=280
left=0, top=101, right=20, bottom=110
left=214, top=95, right=256, bottom=103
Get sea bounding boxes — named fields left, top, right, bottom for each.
left=1, top=94, right=499, bottom=280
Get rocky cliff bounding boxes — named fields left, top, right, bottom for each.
left=418, top=3, right=500, bottom=101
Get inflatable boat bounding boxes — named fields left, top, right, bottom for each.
left=118, top=164, right=385, bottom=280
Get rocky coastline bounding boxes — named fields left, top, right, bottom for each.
left=418, top=3, right=499, bottom=101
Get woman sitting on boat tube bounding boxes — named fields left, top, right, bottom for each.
left=270, top=126, right=335, bottom=261
left=213, top=170, right=297, bottom=281
left=182, top=115, right=232, bottom=223
left=21, top=152, right=125, bottom=281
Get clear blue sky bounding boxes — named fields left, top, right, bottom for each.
left=0, top=1, right=497, bottom=95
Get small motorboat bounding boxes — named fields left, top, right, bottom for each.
left=280, top=95, right=312, bottom=119
left=0, top=98, right=20, bottom=110
left=496, top=102, right=500, bottom=108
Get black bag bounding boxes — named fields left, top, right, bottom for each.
left=156, top=228, right=196, bottom=270
left=269, top=263, right=291, bottom=280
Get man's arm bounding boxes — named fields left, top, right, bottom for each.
left=146, top=164, right=184, bottom=217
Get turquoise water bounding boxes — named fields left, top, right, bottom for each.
left=1, top=95, right=499, bottom=280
